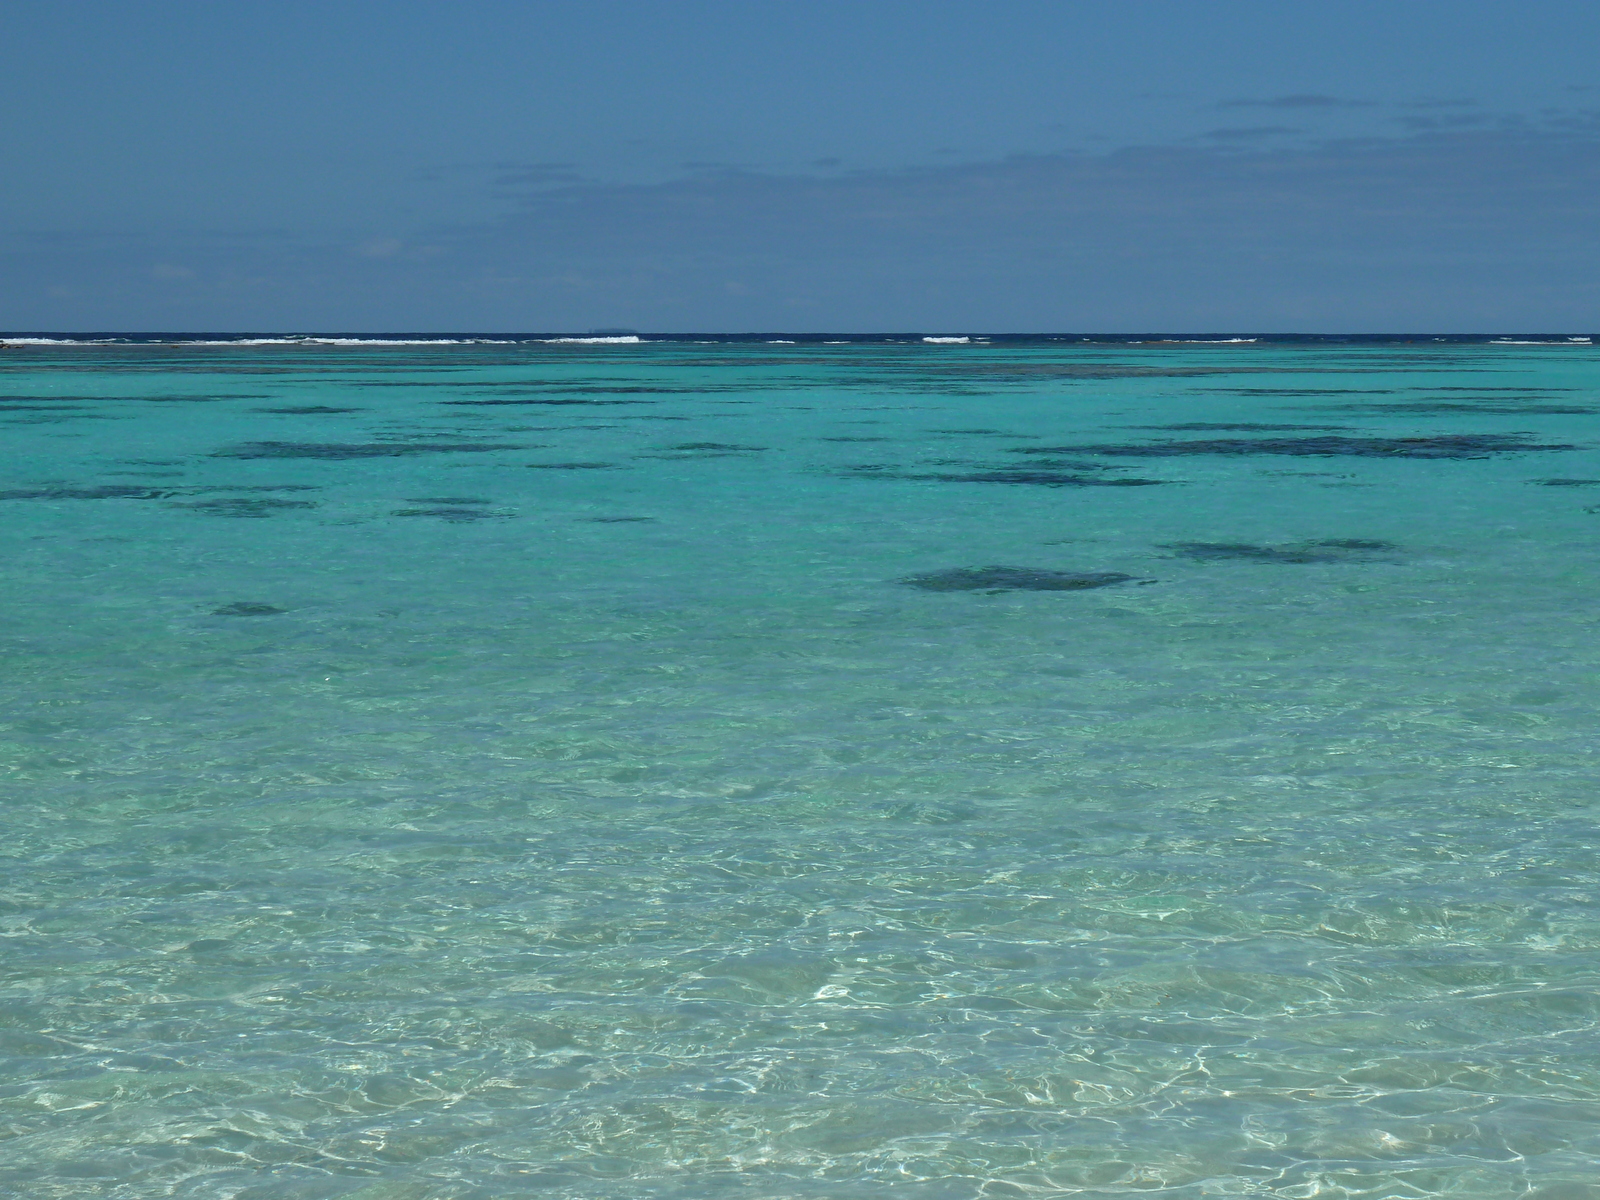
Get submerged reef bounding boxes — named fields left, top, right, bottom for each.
left=1167, top=539, right=1400, bottom=564
left=1013, top=434, right=1576, bottom=459
left=391, top=501, right=509, bottom=522
left=901, top=361, right=1245, bottom=381
left=212, top=441, right=524, bottom=459
left=926, top=428, right=1038, bottom=436
left=459, top=385, right=700, bottom=395
left=1194, top=388, right=1396, bottom=396
left=251, top=405, right=366, bottom=414
left=839, top=463, right=1165, bottom=487
left=1321, top=402, right=1598, bottom=416
left=0, top=484, right=187, bottom=500
left=1, top=483, right=321, bottom=502
left=172, top=498, right=319, bottom=517
left=900, top=566, right=1142, bottom=592
left=636, top=442, right=767, bottom=459
left=440, top=397, right=652, bottom=406
left=121, top=397, right=222, bottom=405
left=907, top=469, right=1166, bottom=486
left=1135, top=422, right=1352, bottom=432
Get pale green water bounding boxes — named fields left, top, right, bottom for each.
left=2, top=337, right=1599, bottom=1198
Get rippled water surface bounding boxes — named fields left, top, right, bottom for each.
left=3, top=338, right=1599, bottom=1198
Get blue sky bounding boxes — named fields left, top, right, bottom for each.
left=5, top=0, right=1599, bottom=331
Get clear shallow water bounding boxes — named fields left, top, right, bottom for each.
left=2, top=338, right=1599, bottom=1199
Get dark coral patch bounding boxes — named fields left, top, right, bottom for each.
left=462, top=385, right=695, bottom=395
left=1323, top=402, right=1597, bottom=415
left=1, top=482, right=319, bottom=501
left=1166, top=539, right=1399, bottom=564
left=391, top=506, right=509, bottom=523
left=440, top=398, right=651, bottom=407
left=142, top=401, right=260, bottom=412
left=927, top=429, right=1037, bottom=436
left=198, top=484, right=321, bottom=493
left=910, top=362, right=1240, bottom=381
left=901, top=566, right=1141, bottom=592
left=173, top=498, right=319, bottom=517
left=252, top=405, right=366, bottom=414
left=1013, top=434, right=1574, bottom=459
left=3, top=412, right=120, bottom=424
left=557, top=386, right=693, bottom=394
left=1197, top=388, right=1395, bottom=396
left=1136, top=423, right=1352, bottom=432
left=0, top=395, right=114, bottom=402
left=1002, top=458, right=1124, bottom=470
left=915, top=470, right=1165, bottom=487
left=636, top=441, right=767, bottom=459
left=846, top=464, right=1165, bottom=486
left=212, top=441, right=523, bottom=459
left=0, top=484, right=187, bottom=500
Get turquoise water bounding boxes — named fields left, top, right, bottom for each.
left=3, top=337, right=1599, bottom=1199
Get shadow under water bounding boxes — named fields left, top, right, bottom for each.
left=212, top=441, right=526, bottom=459
left=900, top=566, right=1144, bottom=592
left=172, top=497, right=320, bottom=518
left=210, top=601, right=288, bottom=616
left=1167, top=539, right=1401, bottom=564
left=1014, top=433, right=1578, bottom=459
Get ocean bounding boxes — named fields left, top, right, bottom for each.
left=3, top=334, right=1598, bottom=1198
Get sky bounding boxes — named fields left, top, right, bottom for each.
left=4, top=0, right=1599, bottom=332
